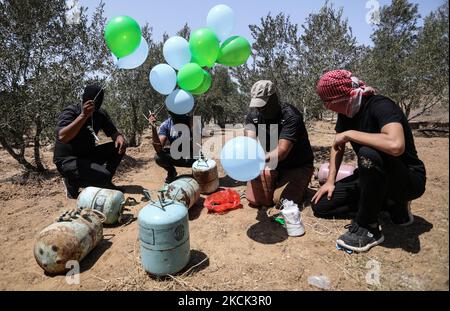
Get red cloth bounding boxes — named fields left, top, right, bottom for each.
left=316, top=70, right=374, bottom=117
left=204, top=189, right=242, bottom=214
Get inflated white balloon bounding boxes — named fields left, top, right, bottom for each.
left=149, top=64, right=177, bottom=95
left=220, top=136, right=265, bottom=182
left=115, top=36, right=149, bottom=70
left=207, top=4, right=235, bottom=42
left=165, top=89, right=195, bottom=115
left=163, top=36, right=191, bottom=70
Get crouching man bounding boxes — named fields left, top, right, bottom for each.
left=53, top=84, right=127, bottom=199
left=312, top=70, right=426, bottom=253
left=245, top=80, right=315, bottom=212
left=148, top=111, right=196, bottom=185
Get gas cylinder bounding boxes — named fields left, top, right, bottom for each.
left=166, top=177, right=200, bottom=209
left=77, top=187, right=128, bottom=225
left=315, top=163, right=356, bottom=185
left=138, top=192, right=190, bottom=276
left=34, top=208, right=104, bottom=275
left=192, top=158, right=219, bottom=194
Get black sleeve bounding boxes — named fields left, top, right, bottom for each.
left=55, top=106, right=78, bottom=136
left=279, top=114, right=300, bottom=143
left=372, top=98, right=402, bottom=129
left=244, top=111, right=257, bottom=132
left=101, top=110, right=119, bottom=137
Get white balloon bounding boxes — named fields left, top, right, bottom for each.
left=207, top=4, right=235, bottom=42
left=163, top=36, right=191, bottom=70
left=113, top=37, right=149, bottom=70
left=165, top=89, right=195, bottom=115
left=149, top=64, right=177, bottom=95
left=220, top=136, right=265, bottom=182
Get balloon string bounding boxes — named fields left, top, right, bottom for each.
left=84, top=64, right=119, bottom=143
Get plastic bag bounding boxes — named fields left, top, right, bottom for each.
left=204, top=189, right=242, bottom=214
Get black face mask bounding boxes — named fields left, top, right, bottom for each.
left=82, top=84, right=104, bottom=111
left=170, top=113, right=190, bottom=125
left=258, top=93, right=281, bottom=120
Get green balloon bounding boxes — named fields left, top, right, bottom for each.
left=177, top=63, right=205, bottom=91
left=104, top=16, right=142, bottom=59
left=217, top=36, right=252, bottom=67
left=191, top=70, right=212, bottom=95
left=189, top=28, right=220, bottom=68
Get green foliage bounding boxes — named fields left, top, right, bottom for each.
left=0, top=0, right=109, bottom=172
left=0, top=0, right=448, bottom=173
left=232, top=2, right=362, bottom=120
left=365, top=0, right=449, bottom=119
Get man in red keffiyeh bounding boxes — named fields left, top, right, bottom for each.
left=312, top=70, right=426, bottom=253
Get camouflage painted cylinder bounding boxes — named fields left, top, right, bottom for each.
left=165, top=177, right=200, bottom=209
left=34, top=209, right=104, bottom=275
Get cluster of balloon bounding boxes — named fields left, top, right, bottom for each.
left=149, top=4, right=251, bottom=115
left=104, top=16, right=149, bottom=70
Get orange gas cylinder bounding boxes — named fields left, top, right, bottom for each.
left=246, top=170, right=279, bottom=207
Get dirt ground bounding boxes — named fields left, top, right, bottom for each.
left=0, top=121, right=448, bottom=291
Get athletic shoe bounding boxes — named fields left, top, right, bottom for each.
left=336, top=221, right=384, bottom=253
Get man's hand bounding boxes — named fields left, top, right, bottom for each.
left=333, top=132, right=349, bottom=151
left=115, top=134, right=127, bottom=155
left=311, top=181, right=336, bottom=205
left=147, top=114, right=157, bottom=128
left=81, top=100, right=95, bottom=119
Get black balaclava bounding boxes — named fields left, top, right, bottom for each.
left=169, top=111, right=191, bottom=125
left=259, top=93, right=281, bottom=120
left=82, top=84, right=104, bottom=111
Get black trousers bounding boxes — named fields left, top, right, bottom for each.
left=154, top=149, right=195, bottom=181
left=312, top=146, right=426, bottom=226
left=56, top=142, right=124, bottom=189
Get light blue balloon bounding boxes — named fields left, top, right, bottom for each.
left=165, top=89, right=195, bottom=115
left=220, top=136, right=265, bottom=182
left=149, top=64, right=177, bottom=95
left=163, top=36, right=192, bottom=70
left=207, top=4, right=235, bottom=42
left=114, top=36, right=149, bottom=70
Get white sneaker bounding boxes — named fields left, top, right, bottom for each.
left=281, top=200, right=305, bottom=237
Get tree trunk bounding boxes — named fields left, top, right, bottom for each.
left=129, top=98, right=139, bottom=147
left=128, top=133, right=137, bottom=148
left=33, top=115, right=46, bottom=172
left=0, top=136, right=38, bottom=172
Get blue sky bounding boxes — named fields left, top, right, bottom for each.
left=78, top=0, right=444, bottom=45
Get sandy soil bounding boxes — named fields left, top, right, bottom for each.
left=0, top=121, right=448, bottom=291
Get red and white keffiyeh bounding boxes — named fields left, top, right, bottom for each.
left=316, top=70, right=375, bottom=117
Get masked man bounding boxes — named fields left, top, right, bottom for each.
left=53, top=84, right=127, bottom=199
left=312, top=70, right=426, bottom=253
left=245, top=80, right=315, bottom=213
left=148, top=111, right=196, bottom=185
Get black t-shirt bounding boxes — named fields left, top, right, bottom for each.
left=245, top=103, right=314, bottom=170
left=335, top=95, right=425, bottom=173
left=53, top=104, right=118, bottom=165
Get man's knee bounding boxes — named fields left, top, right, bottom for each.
left=358, top=146, right=384, bottom=170
left=246, top=170, right=277, bottom=207
left=311, top=197, right=335, bottom=218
